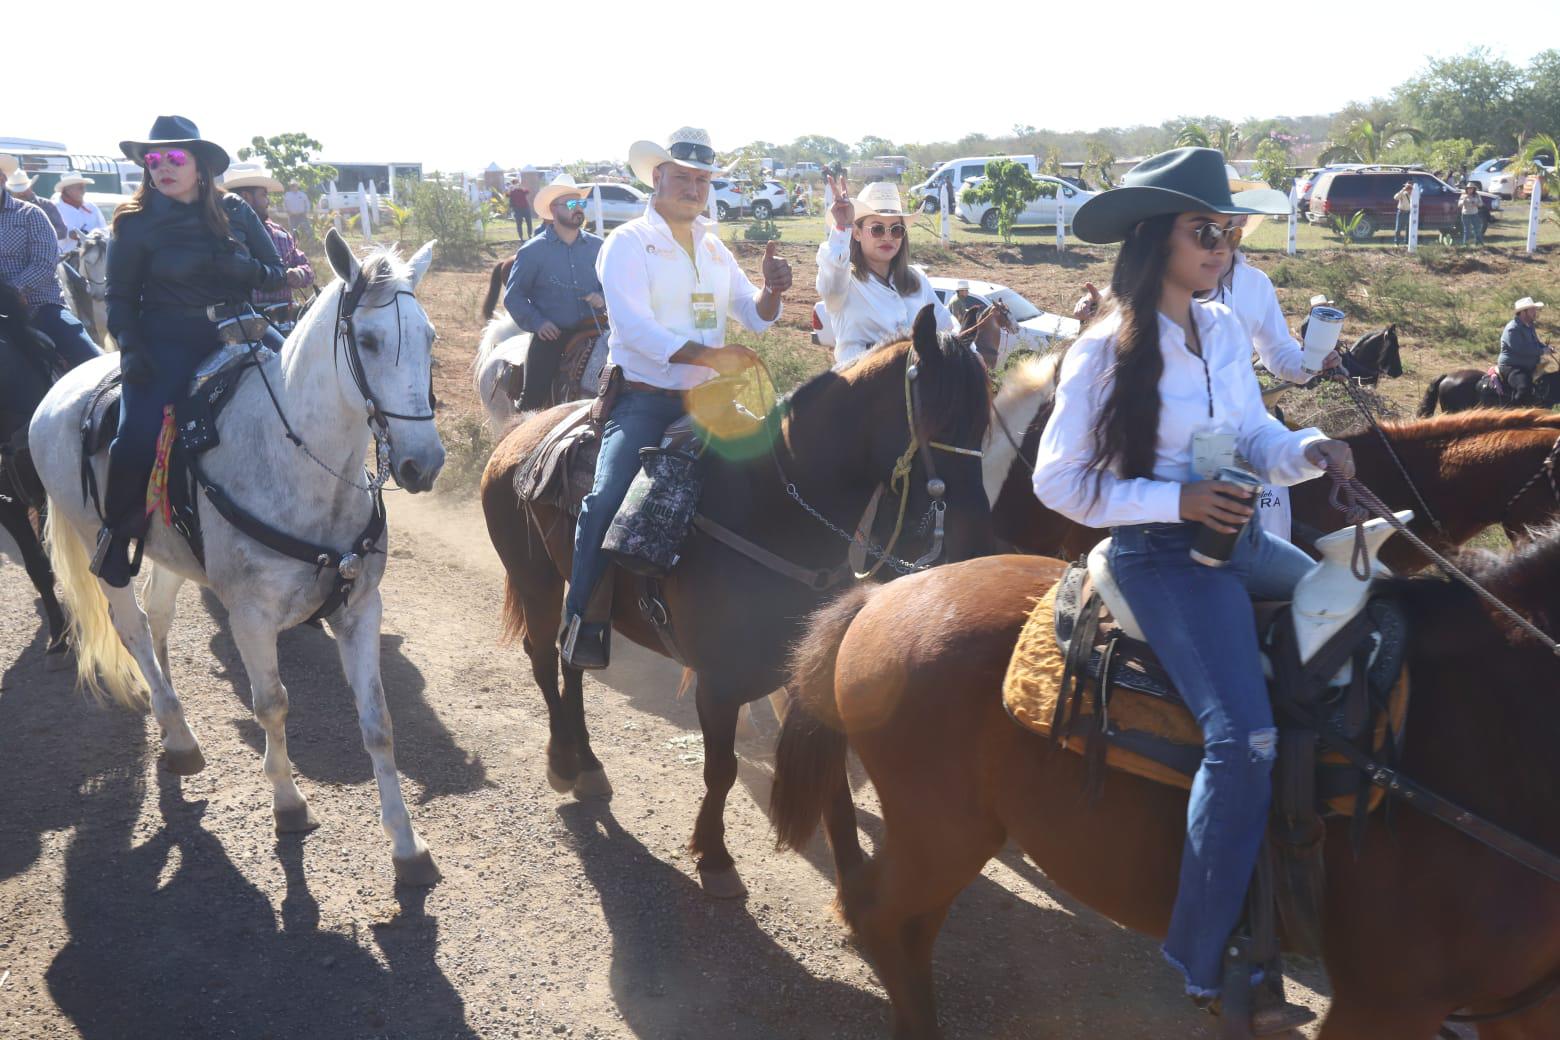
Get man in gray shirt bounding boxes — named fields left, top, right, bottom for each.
left=1499, top=297, right=1549, bottom=404
left=503, top=174, right=605, bottom=409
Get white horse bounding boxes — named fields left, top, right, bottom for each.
left=472, top=312, right=531, bottom=438
left=31, top=229, right=447, bottom=885
left=57, top=228, right=113, bottom=347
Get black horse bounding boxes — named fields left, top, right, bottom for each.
left=0, top=280, right=68, bottom=657
left=1418, top=362, right=1560, bottom=416
left=1335, top=324, right=1402, bottom=385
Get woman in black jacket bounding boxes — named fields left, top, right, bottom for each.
left=95, top=115, right=288, bottom=586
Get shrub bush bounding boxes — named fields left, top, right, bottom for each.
left=409, top=179, right=484, bottom=265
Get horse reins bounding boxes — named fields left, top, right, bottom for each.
left=1502, top=433, right=1560, bottom=517
left=1336, top=375, right=1446, bottom=536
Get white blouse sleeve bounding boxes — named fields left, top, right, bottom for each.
left=1032, top=327, right=1184, bottom=527
left=1245, top=266, right=1310, bottom=385
left=815, top=226, right=853, bottom=313
left=1230, top=331, right=1328, bottom=487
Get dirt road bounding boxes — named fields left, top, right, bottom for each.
left=2, top=489, right=1357, bottom=1040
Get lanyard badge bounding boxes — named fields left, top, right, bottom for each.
left=1190, top=429, right=1236, bottom=480
left=691, top=292, right=717, bottom=331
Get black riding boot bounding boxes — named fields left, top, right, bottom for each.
left=519, top=334, right=567, bottom=411
left=89, top=517, right=148, bottom=589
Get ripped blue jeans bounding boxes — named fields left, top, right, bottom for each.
left=1108, top=520, right=1314, bottom=996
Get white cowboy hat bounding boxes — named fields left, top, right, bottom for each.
left=532, top=173, right=590, bottom=219
left=55, top=174, right=95, bottom=192
left=1514, top=297, right=1547, bottom=312
left=629, top=127, right=718, bottom=188
left=4, top=168, right=36, bottom=193
left=955, top=280, right=970, bottom=291
left=850, top=181, right=918, bottom=223
left=1310, top=294, right=1334, bottom=308
left=220, top=162, right=284, bottom=193
left=0, top=153, right=17, bottom=177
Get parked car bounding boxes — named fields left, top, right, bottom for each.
left=928, top=277, right=1080, bottom=350
left=784, top=161, right=822, bottom=178
left=709, top=178, right=752, bottom=220
left=579, top=182, right=649, bottom=226
left=1468, top=157, right=1522, bottom=199
left=955, top=175, right=1096, bottom=232
left=912, top=155, right=1029, bottom=212
left=1307, top=170, right=1499, bottom=240
left=749, top=179, right=790, bottom=218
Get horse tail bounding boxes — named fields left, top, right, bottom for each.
left=1418, top=376, right=1444, bottom=417
left=480, top=258, right=509, bottom=321
left=43, top=500, right=148, bottom=709
left=500, top=571, right=526, bottom=646
left=770, top=584, right=875, bottom=853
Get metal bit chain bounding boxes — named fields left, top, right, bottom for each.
left=295, top=429, right=392, bottom=494
left=782, top=482, right=928, bottom=577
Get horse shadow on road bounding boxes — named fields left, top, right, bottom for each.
left=555, top=799, right=885, bottom=1040
left=197, top=587, right=489, bottom=802
left=46, top=767, right=475, bottom=1040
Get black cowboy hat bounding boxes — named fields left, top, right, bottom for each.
left=1072, top=147, right=1291, bottom=244
left=119, top=115, right=230, bottom=175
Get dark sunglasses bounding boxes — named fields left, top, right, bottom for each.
left=668, top=141, right=716, bottom=166
left=144, top=149, right=190, bottom=170
left=1190, top=220, right=1242, bottom=251
left=863, top=222, right=906, bottom=240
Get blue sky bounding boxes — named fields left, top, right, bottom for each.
left=10, top=3, right=1558, bottom=172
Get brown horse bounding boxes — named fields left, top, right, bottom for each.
left=993, top=405, right=1560, bottom=571
left=771, top=547, right=1560, bottom=1038
left=481, top=307, right=993, bottom=896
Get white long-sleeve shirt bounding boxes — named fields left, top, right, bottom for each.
left=1206, top=253, right=1309, bottom=384
left=815, top=226, right=954, bottom=365
left=53, top=196, right=106, bottom=237
left=596, top=206, right=777, bottom=390
left=1032, top=303, right=1326, bottom=529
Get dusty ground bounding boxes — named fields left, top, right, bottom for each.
left=5, top=232, right=1528, bottom=1039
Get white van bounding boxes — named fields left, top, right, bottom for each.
left=912, top=155, right=1038, bottom=212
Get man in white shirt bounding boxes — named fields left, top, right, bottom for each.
left=559, top=127, right=792, bottom=668
left=53, top=175, right=106, bottom=240
left=282, top=182, right=311, bottom=235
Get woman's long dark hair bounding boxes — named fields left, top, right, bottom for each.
left=1085, top=213, right=1178, bottom=490
left=849, top=219, right=920, bottom=297
left=112, top=154, right=233, bottom=240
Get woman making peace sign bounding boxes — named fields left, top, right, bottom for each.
left=815, top=174, right=954, bottom=365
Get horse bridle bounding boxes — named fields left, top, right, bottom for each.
left=1502, top=433, right=1560, bottom=517
left=334, top=275, right=437, bottom=435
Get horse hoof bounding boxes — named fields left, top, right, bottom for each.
left=160, top=746, right=206, bottom=776
left=44, top=645, right=72, bottom=672
left=393, top=849, right=441, bottom=887
left=274, top=804, right=320, bottom=834
left=573, top=768, right=613, bottom=801
left=545, top=765, right=576, bottom=793
left=699, top=866, right=747, bottom=900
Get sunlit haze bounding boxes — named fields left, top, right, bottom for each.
left=10, top=2, right=1559, bottom=171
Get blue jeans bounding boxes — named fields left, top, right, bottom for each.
left=1461, top=212, right=1483, bottom=245
left=1107, top=520, right=1314, bottom=997
left=31, top=303, right=102, bottom=369
left=565, top=390, right=685, bottom=620
left=1393, top=210, right=1411, bottom=244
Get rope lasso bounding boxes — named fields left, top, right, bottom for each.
left=1325, top=462, right=1560, bottom=656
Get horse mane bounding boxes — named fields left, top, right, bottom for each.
left=356, top=249, right=413, bottom=305
left=1373, top=408, right=1560, bottom=443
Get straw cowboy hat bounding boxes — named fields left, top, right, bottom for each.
left=4, top=168, right=37, bottom=193
left=629, top=127, right=718, bottom=187
left=119, top=114, right=230, bottom=175
left=850, top=181, right=919, bottom=223
left=55, top=174, right=95, bottom=192
left=532, top=173, right=589, bottom=218
left=1514, top=297, right=1547, bottom=312
left=220, top=162, right=284, bottom=193
left=1073, top=148, right=1291, bottom=244
left=1228, top=177, right=1289, bottom=238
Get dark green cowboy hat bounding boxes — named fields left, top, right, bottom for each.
left=1072, top=147, right=1291, bottom=244
left=119, top=115, right=230, bottom=175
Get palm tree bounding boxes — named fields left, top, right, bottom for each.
left=1517, top=133, right=1559, bottom=199
left=1317, top=119, right=1424, bottom=165
left=1175, top=123, right=1211, bottom=149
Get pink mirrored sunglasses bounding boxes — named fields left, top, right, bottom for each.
left=143, top=149, right=190, bottom=170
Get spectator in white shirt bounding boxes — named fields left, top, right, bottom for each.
left=53, top=174, right=106, bottom=239
left=558, top=126, right=793, bottom=669
left=816, top=175, right=953, bottom=366
left=282, top=182, right=311, bottom=235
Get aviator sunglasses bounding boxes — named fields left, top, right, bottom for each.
left=863, top=222, right=907, bottom=239
left=143, top=149, right=191, bottom=170
left=560, top=198, right=591, bottom=211
left=1191, top=220, right=1243, bottom=251
left=668, top=140, right=717, bottom=166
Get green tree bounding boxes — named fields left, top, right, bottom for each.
left=1252, top=137, right=1295, bottom=194
left=236, top=132, right=336, bottom=195
left=854, top=135, right=896, bottom=160
left=790, top=135, right=850, bottom=163
left=960, top=158, right=1052, bottom=244
left=1395, top=47, right=1523, bottom=150
left=408, top=176, right=483, bottom=264
left=1083, top=140, right=1117, bottom=189
left=1175, top=123, right=1211, bottom=148
left=1516, top=50, right=1560, bottom=141
left=1517, top=134, right=1560, bottom=200
left=1317, top=118, right=1424, bottom=164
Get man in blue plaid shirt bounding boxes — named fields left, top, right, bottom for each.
left=1, top=184, right=101, bottom=367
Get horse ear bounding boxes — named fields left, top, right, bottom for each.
left=408, top=240, right=436, bottom=290
left=911, top=303, right=943, bottom=367
left=324, top=227, right=360, bottom=284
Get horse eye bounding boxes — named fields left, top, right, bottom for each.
left=360, top=333, right=379, bottom=352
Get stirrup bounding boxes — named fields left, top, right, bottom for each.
left=558, top=615, right=610, bottom=671
left=89, top=525, right=144, bottom=588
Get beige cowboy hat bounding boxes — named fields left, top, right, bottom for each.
left=532, top=173, right=589, bottom=218
left=55, top=174, right=95, bottom=192
left=1228, top=177, right=1290, bottom=239
left=850, top=181, right=918, bottom=223
left=629, top=127, right=718, bottom=188
left=0, top=153, right=18, bottom=177
left=1514, top=297, right=1547, bottom=312
left=220, top=162, right=284, bottom=193
left=4, top=168, right=37, bottom=193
